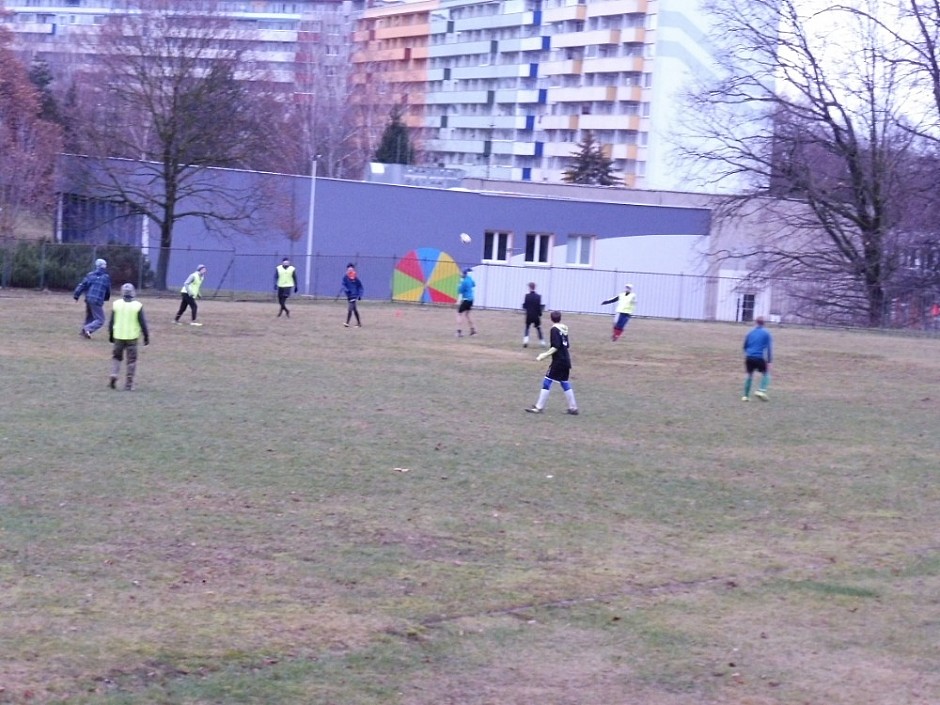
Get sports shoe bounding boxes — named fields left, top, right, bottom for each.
left=190, top=321, right=203, bottom=327
left=356, top=324, right=362, bottom=328
left=81, top=329, right=91, bottom=339
left=470, top=329, right=477, bottom=336
left=525, top=406, right=542, bottom=414
left=344, top=323, right=350, bottom=328
left=741, top=396, right=749, bottom=402
left=540, top=340, right=547, bottom=347
left=523, top=343, right=528, bottom=348
left=567, top=409, right=579, bottom=415
left=755, top=390, right=768, bottom=401
left=173, top=319, right=182, bottom=325
left=109, top=377, right=117, bottom=389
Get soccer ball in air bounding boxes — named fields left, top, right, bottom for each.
left=460, top=232, right=472, bottom=244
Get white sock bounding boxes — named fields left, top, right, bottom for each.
left=523, top=335, right=529, bottom=345
left=564, top=388, right=577, bottom=410
left=536, top=389, right=550, bottom=409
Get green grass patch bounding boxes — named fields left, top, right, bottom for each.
left=1, top=293, right=939, bottom=704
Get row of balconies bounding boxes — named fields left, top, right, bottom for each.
left=420, top=112, right=645, bottom=134
left=420, top=137, right=642, bottom=162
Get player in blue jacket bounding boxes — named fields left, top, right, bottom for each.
left=342, top=263, right=364, bottom=327
left=742, top=316, right=773, bottom=401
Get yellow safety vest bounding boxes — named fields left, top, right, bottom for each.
left=112, top=299, right=143, bottom=340
left=277, top=265, right=296, bottom=288
left=181, top=271, right=204, bottom=297
left=617, top=292, right=636, bottom=315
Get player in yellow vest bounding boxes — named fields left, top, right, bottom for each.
left=601, top=283, right=637, bottom=342
left=108, top=283, right=150, bottom=390
left=174, top=264, right=207, bottom=326
left=275, top=257, right=298, bottom=318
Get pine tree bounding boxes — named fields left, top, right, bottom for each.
left=561, top=132, right=619, bottom=186
left=373, top=105, right=414, bottom=164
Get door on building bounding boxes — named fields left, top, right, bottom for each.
left=738, top=293, right=756, bottom=322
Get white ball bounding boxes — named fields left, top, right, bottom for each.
left=460, top=232, right=472, bottom=244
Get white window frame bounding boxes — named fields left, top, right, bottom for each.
left=566, top=234, right=594, bottom=266
left=525, top=232, right=552, bottom=265
left=483, top=230, right=512, bottom=262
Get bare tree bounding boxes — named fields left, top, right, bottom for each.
left=683, top=0, right=934, bottom=326
left=0, top=26, right=62, bottom=243
left=283, top=15, right=372, bottom=180
left=67, top=0, right=283, bottom=289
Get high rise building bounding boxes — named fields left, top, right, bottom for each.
left=3, top=0, right=723, bottom=190
left=354, top=0, right=723, bottom=190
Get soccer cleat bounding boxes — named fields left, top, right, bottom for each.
left=109, top=377, right=117, bottom=389
left=755, top=390, right=768, bottom=401
left=173, top=319, right=182, bottom=325
left=344, top=323, right=350, bottom=327
left=525, top=406, right=542, bottom=414
left=540, top=340, right=547, bottom=347
left=741, top=396, right=749, bottom=402
left=523, top=343, right=528, bottom=348
left=190, top=321, right=203, bottom=326
left=81, top=329, right=91, bottom=339
left=567, top=409, right=579, bottom=415
left=356, top=324, right=362, bottom=328
left=470, top=329, right=477, bottom=336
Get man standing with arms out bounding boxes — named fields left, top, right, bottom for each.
left=601, top=283, right=636, bottom=342
left=526, top=310, right=579, bottom=415
left=456, top=268, right=477, bottom=338
left=275, top=257, right=297, bottom=318
left=342, top=263, right=364, bottom=327
left=742, top=315, right=772, bottom=401
left=108, top=283, right=149, bottom=391
left=174, top=264, right=207, bottom=326
left=73, top=258, right=111, bottom=339
left=522, top=281, right=545, bottom=348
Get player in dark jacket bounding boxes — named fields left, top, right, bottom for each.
left=522, top=282, right=545, bottom=348
left=341, top=263, right=364, bottom=327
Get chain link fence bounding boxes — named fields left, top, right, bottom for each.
left=3, top=238, right=939, bottom=331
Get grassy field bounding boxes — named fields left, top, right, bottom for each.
left=1, top=291, right=939, bottom=705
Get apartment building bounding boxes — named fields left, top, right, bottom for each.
left=0, top=0, right=361, bottom=87
left=3, top=0, right=722, bottom=190
left=355, top=0, right=722, bottom=189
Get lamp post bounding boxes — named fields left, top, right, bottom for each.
left=304, top=155, right=319, bottom=295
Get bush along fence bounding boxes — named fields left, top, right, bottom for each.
left=0, top=239, right=153, bottom=292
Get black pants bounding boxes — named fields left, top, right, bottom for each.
left=175, top=293, right=197, bottom=321
left=277, top=287, right=292, bottom=316
left=346, top=299, right=360, bottom=325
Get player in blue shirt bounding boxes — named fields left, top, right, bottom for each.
left=456, top=268, right=477, bottom=338
left=742, top=316, right=773, bottom=401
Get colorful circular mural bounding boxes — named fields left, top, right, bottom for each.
left=392, top=248, right=461, bottom=304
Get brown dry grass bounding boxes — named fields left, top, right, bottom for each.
left=1, top=291, right=938, bottom=704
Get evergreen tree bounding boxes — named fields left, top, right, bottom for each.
left=27, top=58, right=62, bottom=125
left=373, top=105, right=414, bottom=164
left=561, top=132, right=619, bottom=185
